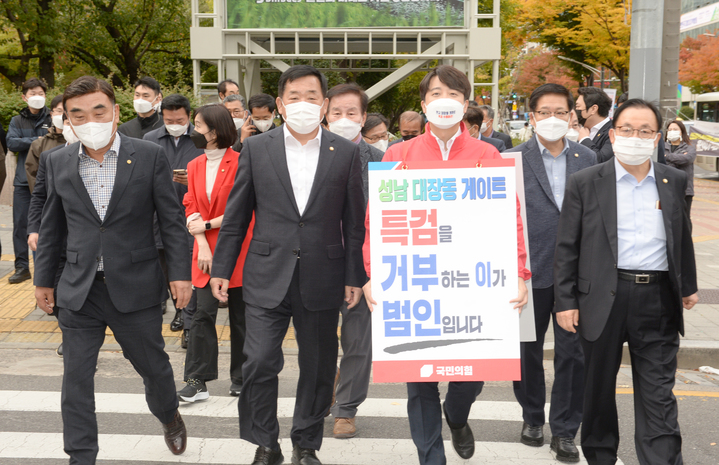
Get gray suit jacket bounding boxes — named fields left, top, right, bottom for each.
left=211, top=126, right=367, bottom=311
left=554, top=160, right=697, bottom=341
left=358, top=139, right=384, bottom=204
left=508, top=137, right=596, bottom=289
left=480, top=134, right=506, bottom=153
left=34, top=134, right=191, bottom=312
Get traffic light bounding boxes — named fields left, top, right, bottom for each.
left=512, top=92, right=517, bottom=99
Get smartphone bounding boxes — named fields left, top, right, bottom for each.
left=173, top=169, right=187, bottom=175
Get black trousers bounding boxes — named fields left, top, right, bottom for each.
left=158, top=247, right=197, bottom=329
left=239, top=264, right=340, bottom=451
left=57, top=279, right=178, bottom=465
left=184, top=284, right=246, bottom=384
left=581, top=274, right=682, bottom=465
left=406, top=381, right=484, bottom=465
left=513, top=286, right=584, bottom=437
left=12, top=184, right=31, bottom=270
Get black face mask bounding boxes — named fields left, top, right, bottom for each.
left=402, top=134, right=418, bottom=141
left=190, top=129, right=208, bottom=149
left=576, top=108, right=588, bottom=127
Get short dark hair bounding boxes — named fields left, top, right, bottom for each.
left=249, top=93, right=276, bottom=112
left=278, top=65, right=328, bottom=99
left=611, top=98, right=662, bottom=131
left=577, top=87, right=612, bottom=117
left=134, top=76, right=161, bottom=96
left=617, top=92, right=629, bottom=105
left=362, top=113, right=390, bottom=136
left=467, top=100, right=480, bottom=108
left=327, top=83, right=369, bottom=115
left=161, top=94, right=191, bottom=116
left=223, top=93, right=247, bottom=110
left=528, top=83, right=574, bottom=112
left=50, top=95, right=64, bottom=110
left=22, top=77, right=47, bottom=95
left=63, top=76, right=115, bottom=109
left=478, top=105, right=495, bottom=120
left=194, top=104, right=238, bottom=149
left=463, top=106, right=484, bottom=128
left=218, top=79, right=239, bottom=95
left=419, top=65, right=471, bottom=101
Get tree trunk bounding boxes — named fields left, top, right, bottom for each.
left=39, top=55, right=55, bottom=88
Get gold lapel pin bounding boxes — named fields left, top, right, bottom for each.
left=221, top=169, right=225, bottom=172
left=574, top=153, right=579, bottom=158
left=127, top=160, right=132, bottom=164
left=329, top=146, right=335, bottom=151
left=663, top=178, right=668, bottom=183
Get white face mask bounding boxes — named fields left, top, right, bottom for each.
left=253, top=118, right=273, bottom=133
left=70, top=108, right=116, bottom=151
left=52, top=115, right=64, bottom=130
left=282, top=100, right=323, bottom=134
left=370, top=139, right=388, bottom=152
left=565, top=128, right=579, bottom=142
left=233, top=118, right=245, bottom=130
left=480, top=122, right=489, bottom=133
left=27, top=95, right=46, bottom=110
left=329, top=118, right=362, bottom=141
left=133, top=97, right=158, bottom=114
left=667, top=130, right=681, bottom=142
left=533, top=115, right=570, bottom=142
left=166, top=123, right=189, bottom=138
left=424, top=98, right=465, bottom=130
left=612, top=135, right=657, bottom=166
left=62, top=124, right=79, bottom=144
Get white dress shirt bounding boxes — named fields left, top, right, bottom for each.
left=615, top=158, right=668, bottom=271
left=284, top=125, right=322, bottom=215
left=431, top=127, right=462, bottom=160
left=589, top=117, right=611, bottom=140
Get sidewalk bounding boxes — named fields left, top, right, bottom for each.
left=2, top=174, right=719, bottom=366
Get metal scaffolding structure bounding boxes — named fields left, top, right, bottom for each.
left=191, top=0, right=501, bottom=117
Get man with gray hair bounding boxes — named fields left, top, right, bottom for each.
left=478, top=104, right=513, bottom=149
left=388, top=110, right=424, bottom=148
left=222, top=94, right=247, bottom=154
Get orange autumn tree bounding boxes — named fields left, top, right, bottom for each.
left=679, top=33, right=719, bottom=94
left=513, top=51, right=581, bottom=97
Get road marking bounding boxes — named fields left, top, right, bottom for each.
left=694, top=197, right=719, bottom=207
left=0, top=391, right=544, bottom=422
left=616, top=388, right=719, bottom=398
left=693, top=235, right=719, bottom=243
left=0, top=432, right=608, bottom=464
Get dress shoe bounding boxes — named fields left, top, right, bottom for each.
left=520, top=422, right=544, bottom=447
left=550, top=436, right=580, bottom=463
left=229, top=382, right=242, bottom=396
left=170, top=310, right=184, bottom=332
left=181, top=329, right=189, bottom=349
left=251, top=445, right=284, bottom=465
left=443, top=402, right=474, bottom=459
left=162, top=411, right=187, bottom=455
left=8, top=268, right=31, bottom=284
left=56, top=343, right=63, bottom=357
left=161, top=300, right=167, bottom=315
left=178, top=378, right=209, bottom=402
left=333, top=417, right=357, bottom=439
left=292, top=446, right=321, bottom=465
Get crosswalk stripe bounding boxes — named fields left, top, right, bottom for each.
left=0, top=432, right=610, bottom=464
left=0, top=390, right=547, bottom=422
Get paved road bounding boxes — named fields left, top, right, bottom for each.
left=0, top=348, right=718, bottom=465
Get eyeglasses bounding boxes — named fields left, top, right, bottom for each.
left=614, top=126, right=657, bottom=140
left=534, top=111, right=570, bottom=118
left=364, top=132, right=389, bottom=143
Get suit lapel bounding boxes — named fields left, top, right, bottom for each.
left=268, top=128, right=301, bottom=216
left=67, top=149, right=102, bottom=223
left=594, top=161, right=619, bottom=261
left=524, top=138, right=557, bottom=209
left=104, top=135, right=135, bottom=222
left=654, top=163, right=676, bottom=258
left=593, top=120, right=611, bottom=143
left=303, top=130, right=336, bottom=215
left=197, top=153, right=211, bottom=215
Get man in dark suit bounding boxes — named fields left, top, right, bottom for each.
left=464, top=106, right=506, bottom=152
left=554, top=99, right=698, bottom=465
left=34, top=76, right=193, bottom=464
left=324, top=82, right=384, bottom=439
left=210, top=65, right=367, bottom=465
left=144, top=93, right=205, bottom=342
left=478, top=104, right=513, bottom=149
left=575, top=87, right=614, bottom=163
left=507, top=83, right=596, bottom=463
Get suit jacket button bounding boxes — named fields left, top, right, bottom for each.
left=100, top=227, right=105, bottom=232
left=292, top=249, right=298, bottom=255
left=299, top=222, right=304, bottom=228
left=610, top=290, right=616, bottom=296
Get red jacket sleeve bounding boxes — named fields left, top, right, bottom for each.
left=515, top=194, right=531, bottom=280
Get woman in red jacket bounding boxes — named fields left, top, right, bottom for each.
left=178, top=104, right=253, bottom=402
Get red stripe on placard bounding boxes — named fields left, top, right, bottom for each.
left=373, top=359, right=521, bottom=383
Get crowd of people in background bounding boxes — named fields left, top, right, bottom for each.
left=0, top=64, right=700, bottom=465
